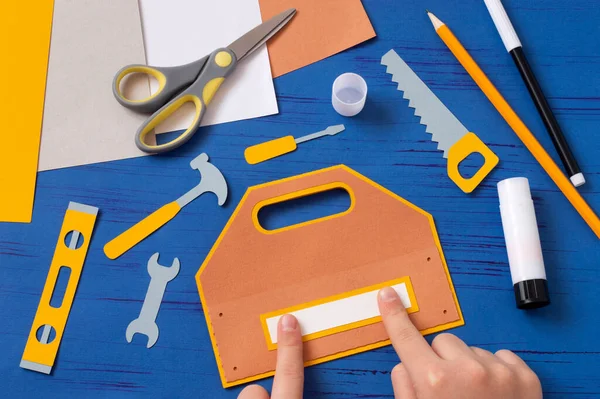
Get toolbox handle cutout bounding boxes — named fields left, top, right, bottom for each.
left=252, top=182, right=355, bottom=234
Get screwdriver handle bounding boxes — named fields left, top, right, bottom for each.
left=244, top=136, right=297, bottom=165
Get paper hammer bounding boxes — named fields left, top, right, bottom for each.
left=104, top=153, right=228, bottom=259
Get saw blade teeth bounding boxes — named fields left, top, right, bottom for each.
left=382, top=49, right=469, bottom=159
left=402, top=91, right=452, bottom=157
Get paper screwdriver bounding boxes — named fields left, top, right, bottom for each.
left=244, top=125, right=345, bottom=164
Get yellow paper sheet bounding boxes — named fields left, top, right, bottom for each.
left=0, top=1, right=54, bottom=223
left=259, top=0, right=376, bottom=78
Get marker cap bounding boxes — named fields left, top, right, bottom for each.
left=483, top=0, right=522, bottom=52
left=570, top=172, right=586, bottom=187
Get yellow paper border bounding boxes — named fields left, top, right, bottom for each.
left=260, top=276, right=418, bottom=350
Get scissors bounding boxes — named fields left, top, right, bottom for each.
left=113, top=8, right=296, bottom=154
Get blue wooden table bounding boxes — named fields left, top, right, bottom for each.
left=2, top=0, right=600, bottom=397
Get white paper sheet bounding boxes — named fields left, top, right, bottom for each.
left=265, top=283, right=412, bottom=344
left=139, top=0, right=278, bottom=133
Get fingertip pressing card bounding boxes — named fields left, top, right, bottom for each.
left=196, top=165, right=464, bottom=387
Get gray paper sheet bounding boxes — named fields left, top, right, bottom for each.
left=39, top=0, right=151, bottom=171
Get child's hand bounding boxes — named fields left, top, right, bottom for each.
left=378, top=287, right=542, bottom=399
left=238, top=287, right=543, bottom=399
left=238, top=314, right=304, bottom=399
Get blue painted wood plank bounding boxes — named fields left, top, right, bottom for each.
left=1, top=0, right=600, bottom=397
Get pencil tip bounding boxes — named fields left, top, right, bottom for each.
left=427, top=11, right=445, bottom=30
left=426, top=9, right=430, bottom=14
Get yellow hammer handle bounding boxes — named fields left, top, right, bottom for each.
left=104, top=201, right=181, bottom=259
left=244, top=136, right=297, bottom=165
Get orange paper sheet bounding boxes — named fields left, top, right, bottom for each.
left=259, top=0, right=376, bottom=78
left=0, top=1, right=54, bottom=223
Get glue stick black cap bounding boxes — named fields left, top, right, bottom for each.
left=513, top=279, right=550, bottom=310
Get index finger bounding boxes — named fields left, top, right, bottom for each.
left=378, top=287, right=439, bottom=371
left=271, top=314, right=304, bottom=399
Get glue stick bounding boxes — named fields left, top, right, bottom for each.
left=498, top=177, right=550, bottom=309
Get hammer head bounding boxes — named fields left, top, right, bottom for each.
left=188, top=153, right=228, bottom=206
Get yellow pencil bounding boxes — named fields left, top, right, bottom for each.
left=426, top=11, right=600, bottom=239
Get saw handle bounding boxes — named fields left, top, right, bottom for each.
left=447, top=132, right=499, bottom=193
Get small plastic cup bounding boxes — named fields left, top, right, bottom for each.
left=332, top=73, right=367, bottom=117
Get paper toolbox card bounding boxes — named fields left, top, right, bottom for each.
left=196, top=165, right=464, bottom=387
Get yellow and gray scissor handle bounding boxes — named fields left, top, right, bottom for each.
left=113, top=50, right=236, bottom=153
left=113, top=8, right=296, bottom=154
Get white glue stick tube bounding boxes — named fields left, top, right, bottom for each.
left=498, top=177, right=550, bottom=309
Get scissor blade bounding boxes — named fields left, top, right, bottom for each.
left=228, top=8, right=296, bottom=63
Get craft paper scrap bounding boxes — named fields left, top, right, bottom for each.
left=139, top=0, right=278, bottom=134
left=0, top=0, right=54, bottom=222
left=38, top=0, right=151, bottom=171
left=259, top=0, right=376, bottom=78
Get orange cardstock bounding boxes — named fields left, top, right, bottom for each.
left=259, top=0, right=376, bottom=77
left=196, top=166, right=464, bottom=387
